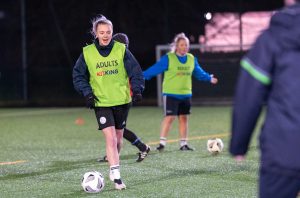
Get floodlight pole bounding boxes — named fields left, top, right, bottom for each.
left=21, top=0, right=28, bottom=101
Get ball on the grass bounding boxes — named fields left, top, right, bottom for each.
left=207, top=138, right=224, bottom=155
left=81, top=171, right=104, bottom=193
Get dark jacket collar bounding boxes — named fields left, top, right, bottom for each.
left=93, top=39, right=114, bottom=57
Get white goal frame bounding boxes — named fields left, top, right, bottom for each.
left=155, top=44, right=250, bottom=106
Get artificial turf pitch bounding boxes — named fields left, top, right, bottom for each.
left=0, top=106, right=261, bottom=198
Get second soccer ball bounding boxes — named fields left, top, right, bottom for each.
left=207, top=138, right=224, bottom=155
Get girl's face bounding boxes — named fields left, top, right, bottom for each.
left=96, top=23, right=113, bottom=46
left=175, top=39, right=189, bottom=56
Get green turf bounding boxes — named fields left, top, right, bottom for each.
left=0, top=106, right=261, bottom=197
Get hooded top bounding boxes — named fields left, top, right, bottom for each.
left=270, top=4, right=300, bottom=50
left=230, top=3, right=300, bottom=177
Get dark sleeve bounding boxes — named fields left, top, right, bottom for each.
left=72, top=53, right=93, bottom=97
left=230, top=31, right=277, bottom=156
left=230, top=70, right=269, bottom=155
left=124, top=49, right=145, bottom=93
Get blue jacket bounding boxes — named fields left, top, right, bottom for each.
left=143, top=54, right=212, bottom=100
left=230, top=3, right=300, bottom=177
left=73, top=40, right=144, bottom=97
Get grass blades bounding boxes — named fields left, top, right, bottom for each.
left=0, top=106, right=260, bottom=198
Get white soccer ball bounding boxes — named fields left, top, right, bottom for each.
left=81, top=171, right=104, bottom=193
left=207, top=138, right=224, bottom=155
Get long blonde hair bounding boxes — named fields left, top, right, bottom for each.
left=90, top=15, right=113, bottom=39
left=169, top=33, right=190, bottom=53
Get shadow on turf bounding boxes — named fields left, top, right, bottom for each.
left=127, top=162, right=257, bottom=190
left=0, top=153, right=139, bottom=181
left=58, top=188, right=122, bottom=197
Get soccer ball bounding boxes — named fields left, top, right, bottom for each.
left=207, top=138, right=224, bottom=155
left=81, top=171, right=104, bottom=193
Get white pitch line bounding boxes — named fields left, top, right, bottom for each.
left=146, top=132, right=229, bottom=145
left=0, top=108, right=83, bottom=118
left=0, top=160, right=27, bottom=165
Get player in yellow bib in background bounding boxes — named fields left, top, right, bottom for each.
left=144, top=33, right=218, bottom=152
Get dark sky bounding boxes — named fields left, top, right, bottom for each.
left=0, top=0, right=285, bottom=103
left=1, top=0, right=284, bottom=70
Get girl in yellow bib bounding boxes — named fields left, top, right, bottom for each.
left=73, top=15, right=144, bottom=190
left=144, top=33, right=218, bottom=151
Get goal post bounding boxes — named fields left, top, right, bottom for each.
left=154, top=44, right=249, bottom=106
left=155, top=45, right=169, bottom=107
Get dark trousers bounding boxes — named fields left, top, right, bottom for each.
left=260, top=169, right=300, bottom=198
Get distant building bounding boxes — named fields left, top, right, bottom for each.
left=202, top=11, right=273, bottom=52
